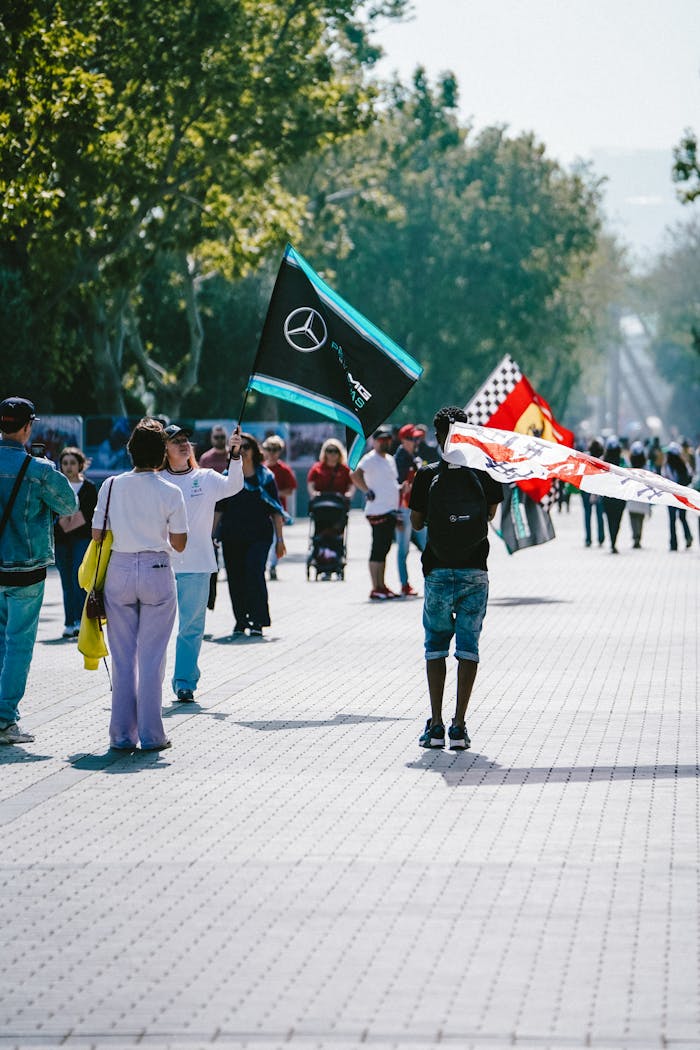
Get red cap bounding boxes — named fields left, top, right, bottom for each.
left=398, top=424, right=422, bottom=441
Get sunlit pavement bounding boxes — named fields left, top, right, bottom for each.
left=1, top=498, right=698, bottom=1049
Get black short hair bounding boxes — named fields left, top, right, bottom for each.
left=127, top=418, right=166, bottom=469
left=433, top=405, right=469, bottom=442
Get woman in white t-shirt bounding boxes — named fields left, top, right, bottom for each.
left=161, top=423, right=243, bottom=702
left=92, top=419, right=188, bottom=752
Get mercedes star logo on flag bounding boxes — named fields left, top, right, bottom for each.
left=283, top=307, right=328, bottom=352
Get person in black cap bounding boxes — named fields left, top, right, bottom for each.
left=350, top=427, right=401, bottom=599
left=0, top=397, right=77, bottom=745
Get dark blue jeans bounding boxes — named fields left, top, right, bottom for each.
left=55, top=537, right=91, bottom=626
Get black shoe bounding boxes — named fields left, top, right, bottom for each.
left=249, top=625, right=263, bottom=638
left=231, top=623, right=247, bottom=637
left=176, top=689, right=194, bottom=702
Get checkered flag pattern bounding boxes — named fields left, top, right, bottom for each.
left=464, top=354, right=522, bottom=425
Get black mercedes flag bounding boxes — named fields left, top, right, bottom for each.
left=248, top=244, right=423, bottom=466
left=497, top=484, right=556, bottom=554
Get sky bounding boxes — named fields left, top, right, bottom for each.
left=373, top=0, right=700, bottom=259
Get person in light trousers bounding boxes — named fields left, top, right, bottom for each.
left=92, top=419, right=188, bottom=752
left=161, top=422, right=243, bottom=702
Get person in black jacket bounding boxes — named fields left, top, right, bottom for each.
left=54, top=446, right=98, bottom=638
left=409, top=406, right=503, bottom=752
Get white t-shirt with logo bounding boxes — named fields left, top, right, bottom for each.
left=162, top=463, right=244, bottom=573
left=93, top=472, right=189, bottom=554
left=357, top=449, right=399, bottom=516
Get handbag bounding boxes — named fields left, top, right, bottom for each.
left=85, top=479, right=113, bottom=621
left=57, top=509, right=87, bottom=533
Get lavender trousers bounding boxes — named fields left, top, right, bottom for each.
left=104, top=550, right=176, bottom=750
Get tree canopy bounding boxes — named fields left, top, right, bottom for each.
left=0, top=0, right=408, bottom=411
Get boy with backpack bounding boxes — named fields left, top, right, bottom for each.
left=409, top=406, right=503, bottom=750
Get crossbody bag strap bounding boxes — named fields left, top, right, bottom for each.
left=92, top=478, right=114, bottom=588
left=0, top=454, right=31, bottom=543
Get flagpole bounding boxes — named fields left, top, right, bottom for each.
left=237, top=382, right=251, bottom=427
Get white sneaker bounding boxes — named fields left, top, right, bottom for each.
left=0, top=723, right=35, bottom=745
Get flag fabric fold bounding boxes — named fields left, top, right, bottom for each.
left=498, top=485, right=556, bottom=555
left=465, top=354, right=574, bottom=504
left=248, top=244, right=423, bottom=467
left=443, top=422, right=700, bottom=513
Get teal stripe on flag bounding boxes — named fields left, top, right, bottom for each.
left=284, top=245, right=423, bottom=381
left=249, top=374, right=364, bottom=434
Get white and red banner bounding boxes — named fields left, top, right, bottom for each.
left=444, top=422, right=700, bottom=513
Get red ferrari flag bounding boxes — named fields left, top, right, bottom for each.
left=464, top=354, right=574, bottom=503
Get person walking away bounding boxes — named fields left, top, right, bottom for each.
left=198, top=425, right=229, bottom=608
left=161, top=423, right=243, bottom=702
left=54, top=446, right=97, bottom=637
left=602, top=436, right=626, bottom=554
left=581, top=437, right=605, bottom=547
left=0, top=397, right=77, bottom=745
left=217, top=434, right=287, bottom=638
left=350, top=427, right=401, bottom=600
left=394, top=424, right=426, bottom=596
left=409, top=406, right=503, bottom=750
left=92, top=418, right=188, bottom=751
left=262, top=435, right=297, bottom=580
left=627, top=441, right=651, bottom=549
left=662, top=442, right=693, bottom=551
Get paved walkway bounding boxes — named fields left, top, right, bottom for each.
left=1, top=500, right=699, bottom=1049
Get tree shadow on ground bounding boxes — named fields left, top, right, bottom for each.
left=406, top=751, right=700, bottom=787
left=0, top=749, right=52, bottom=765
left=68, top=749, right=172, bottom=772
left=489, top=596, right=572, bottom=606
left=162, top=702, right=232, bottom=720
left=235, top=713, right=412, bottom=731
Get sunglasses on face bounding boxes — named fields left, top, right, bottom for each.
left=326, top=447, right=340, bottom=454
left=170, top=436, right=190, bottom=445
left=212, top=435, right=226, bottom=442
left=240, top=442, right=253, bottom=451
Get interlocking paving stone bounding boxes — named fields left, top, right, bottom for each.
left=1, top=500, right=699, bottom=1048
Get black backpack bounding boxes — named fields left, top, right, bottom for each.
left=426, top=461, right=488, bottom=561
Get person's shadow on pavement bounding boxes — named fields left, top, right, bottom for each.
left=406, top=751, right=700, bottom=788
left=68, top=749, right=172, bottom=772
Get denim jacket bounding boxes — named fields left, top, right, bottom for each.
left=0, top=439, right=78, bottom=573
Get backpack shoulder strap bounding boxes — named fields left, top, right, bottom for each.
left=0, top=454, right=31, bottom=543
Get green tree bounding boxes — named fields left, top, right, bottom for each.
left=0, top=0, right=407, bottom=413
left=673, top=129, right=700, bottom=203
left=293, top=71, right=603, bottom=423
left=638, top=219, right=700, bottom=436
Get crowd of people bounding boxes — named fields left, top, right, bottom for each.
left=578, top=433, right=700, bottom=553
left=0, top=393, right=698, bottom=753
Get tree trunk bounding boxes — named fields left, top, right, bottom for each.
left=91, top=300, right=127, bottom=415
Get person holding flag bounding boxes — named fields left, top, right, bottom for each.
left=409, top=407, right=503, bottom=750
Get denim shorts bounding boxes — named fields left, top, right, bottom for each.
left=422, top=568, right=489, bottom=662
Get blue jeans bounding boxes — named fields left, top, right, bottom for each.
left=0, top=580, right=45, bottom=727
left=173, top=573, right=210, bottom=695
left=582, top=492, right=605, bottom=545
left=55, top=538, right=90, bottom=626
left=423, top=568, right=489, bottom=662
left=395, top=506, right=426, bottom=587
left=668, top=507, right=692, bottom=550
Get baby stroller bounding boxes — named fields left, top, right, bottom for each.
left=306, top=493, right=349, bottom=581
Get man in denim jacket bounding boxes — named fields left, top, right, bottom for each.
left=0, top=397, right=77, bottom=744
